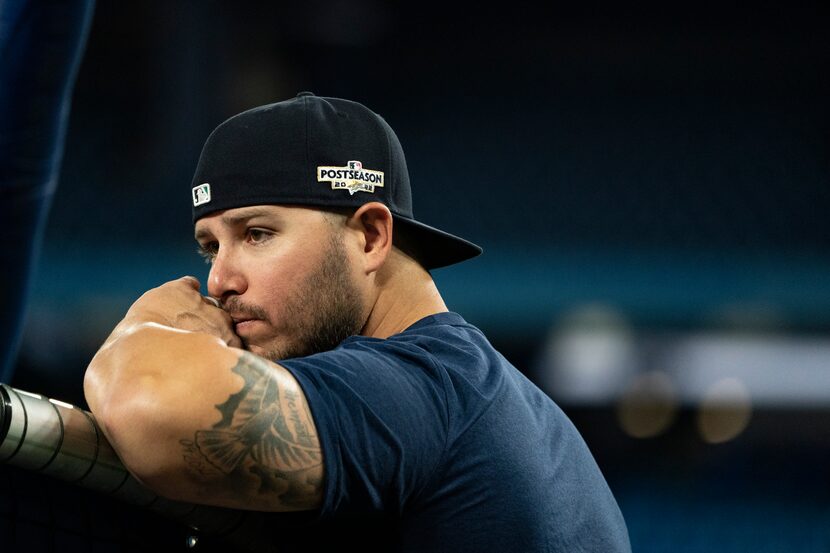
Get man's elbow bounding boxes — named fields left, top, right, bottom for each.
left=90, top=373, right=176, bottom=485
left=83, top=331, right=191, bottom=488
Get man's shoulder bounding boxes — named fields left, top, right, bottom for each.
left=318, top=311, right=489, bottom=363
left=359, top=311, right=502, bottom=377
left=279, top=311, right=503, bottom=392
left=392, top=310, right=484, bottom=343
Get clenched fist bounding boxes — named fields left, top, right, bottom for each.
left=108, top=276, right=242, bottom=349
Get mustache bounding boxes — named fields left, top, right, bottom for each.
left=222, top=297, right=270, bottom=323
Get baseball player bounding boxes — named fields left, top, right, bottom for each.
left=84, top=93, right=631, bottom=552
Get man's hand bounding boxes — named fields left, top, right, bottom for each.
left=106, top=276, right=241, bottom=349
left=83, top=278, right=323, bottom=512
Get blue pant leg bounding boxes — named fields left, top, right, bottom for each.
left=0, top=0, right=96, bottom=382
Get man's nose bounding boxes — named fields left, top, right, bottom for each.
left=207, top=247, right=247, bottom=300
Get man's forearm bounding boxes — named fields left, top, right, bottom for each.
left=84, top=324, right=234, bottom=480
left=84, top=323, right=323, bottom=511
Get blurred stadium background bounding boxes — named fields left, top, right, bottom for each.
left=4, top=1, right=830, bottom=551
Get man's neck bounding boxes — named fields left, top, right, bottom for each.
left=360, top=257, right=448, bottom=339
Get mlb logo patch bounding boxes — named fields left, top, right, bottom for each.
left=193, top=183, right=211, bottom=206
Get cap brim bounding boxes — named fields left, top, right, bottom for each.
left=392, top=215, right=482, bottom=270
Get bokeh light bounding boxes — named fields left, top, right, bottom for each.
left=616, top=370, right=678, bottom=439
left=696, top=377, right=752, bottom=444
left=539, top=304, right=637, bottom=405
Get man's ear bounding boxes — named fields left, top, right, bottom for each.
left=349, top=202, right=393, bottom=274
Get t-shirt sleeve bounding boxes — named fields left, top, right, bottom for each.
left=279, top=338, right=450, bottom=517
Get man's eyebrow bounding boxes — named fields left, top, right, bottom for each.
left=194, top=228, right=212, bottom=241
left=220, top=208, right=276, bottom=227
left=194, top=208, right=278, bottom=241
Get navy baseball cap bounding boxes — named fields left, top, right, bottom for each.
left=190, top=92, right=482, bottom=269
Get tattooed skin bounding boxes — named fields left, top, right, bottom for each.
left=180, top=352, right=322, bottom=509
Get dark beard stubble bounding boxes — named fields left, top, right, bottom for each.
left=262, top=232, right=365, bottom=360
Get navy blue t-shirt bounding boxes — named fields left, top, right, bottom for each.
left=280, top=312, right=630, bottom=552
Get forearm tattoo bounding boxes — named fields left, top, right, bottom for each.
left=180, top=352, right=322, bottom=508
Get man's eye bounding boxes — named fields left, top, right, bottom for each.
left=197, top=243, right=218, bottom=264
left=247, top=228, right=271, bottom=243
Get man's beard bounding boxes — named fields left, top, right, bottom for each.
left=229, top=233, right=365, bottom=361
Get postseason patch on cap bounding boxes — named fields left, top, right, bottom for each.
left=317, top=160, right=384, bottom=195
left=193, top=183, right=211, bottom=206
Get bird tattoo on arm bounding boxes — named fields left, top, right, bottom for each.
left=180, top=352, right=322, bottom=509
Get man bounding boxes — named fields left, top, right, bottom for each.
left=84, top=92, right=631, bottom=552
